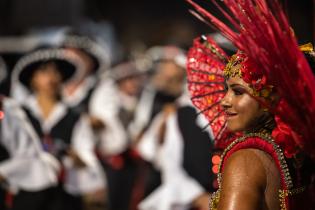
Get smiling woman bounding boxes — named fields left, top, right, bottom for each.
left=188, top=39, right=315, bottom=210
left=221, top=76, right=264, bottom=133
left=185, top=0, right=315, bottom=209
left=205, top=52, right=292, bottom=210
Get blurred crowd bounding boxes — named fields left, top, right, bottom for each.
left=0, top=24, right=221, bottom=210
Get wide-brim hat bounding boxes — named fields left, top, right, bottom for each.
left=145, top=45, right=187, bottom=70
left=62, top=35, right=111, bottom=73
left=12, top=48, right=84, bottom=90
left=111, top=62, right=145, bottom=82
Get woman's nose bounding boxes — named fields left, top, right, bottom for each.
left=220, top=91, right=232, bottom=109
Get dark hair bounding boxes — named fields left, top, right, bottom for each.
left=35, top=60, right=58, bottom=71
left=304, top=52, right=315, bottom=74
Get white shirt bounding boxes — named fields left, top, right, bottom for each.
left=129, top=85, right=156, bottom=141
left=137, top=98, right=207, bottom=210
left=62, top=75, right=97, bottom=108
left=0, top=97, right=59, bottom=192
left=23, top=96, right=106, bottom=194
left=89, top=78, right=129, bottom=156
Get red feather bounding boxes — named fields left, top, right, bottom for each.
left=187, top=0, right=315, bottom=159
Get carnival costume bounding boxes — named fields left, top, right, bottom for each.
left=10, top=48, right=105, bottom=210
left=185, top=0, right=315, bottom=209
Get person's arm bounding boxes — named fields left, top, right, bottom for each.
left=70, top=115, right=97, bottom=168
left=218, top=149, right=267, bottom=210
left=89, top=79, right=129, bottom=155
left=0, top=99, right=38, bottom=180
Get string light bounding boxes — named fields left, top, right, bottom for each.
left=211, top=153, right=221, bottom=190
left=211, top=154, right=221, bottom=174
left=212, top=155, right=221, bottom=165
left=212, top=164, right=219, bottom=174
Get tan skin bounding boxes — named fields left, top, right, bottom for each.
left=152, top=61, right=186, bottom=97
left=218, top=74, right=281, bottom=210
left=192, top=193, right=211, bottom=210
left=31, top=63, right=86, bottom=168
left=31, top=63, right=62, bottom=119
left=117, top=75, right=143, bottom=97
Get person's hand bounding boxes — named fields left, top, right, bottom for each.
left=162, top=103, right=177, bottom=117
left=158, top=118, right=167, bottom=145
left=157, top=103, right=177, bottom=145
left=83, top=188, right=108, bottom=210
left=67, top=149, right=86, bottom=168
left=89, top=116, right=106, bottom=131
left=192, top=193, right=209, bottom=210
left=83, top=188, right=107, bottom=204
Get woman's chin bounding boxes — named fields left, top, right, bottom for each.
left=226, top=124, right=245, bottom=133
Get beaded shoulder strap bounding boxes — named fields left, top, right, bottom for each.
left=217, top=132, right=293, bottom=189
left=210, top=133, right=306, bottom=210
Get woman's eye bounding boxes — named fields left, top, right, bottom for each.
left=232, top=88, right=244, bottom=95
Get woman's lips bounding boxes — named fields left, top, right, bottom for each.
left=225, top=111, right=238, bottom=119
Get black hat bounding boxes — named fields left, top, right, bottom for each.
left=62, top=35, right=110, bottom=73
left=12, top=48, right=84, bottom=90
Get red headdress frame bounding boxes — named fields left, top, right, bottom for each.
left=187, top=35, right=230, bottom=148
left=186, top=0, right=315, bottom=159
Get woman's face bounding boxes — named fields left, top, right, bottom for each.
left=31, top=62, right=62, bottom=96
left=220, top=75, right=264, bottom=132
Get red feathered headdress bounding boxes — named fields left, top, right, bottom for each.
left=186, top=0, right=315, bottom=159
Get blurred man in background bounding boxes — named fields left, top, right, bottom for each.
left=89, top=61, right=146, bottom=210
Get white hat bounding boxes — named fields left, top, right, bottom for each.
left=12, top=48, right=85, bottom=90
left=146, top=45, right=187, bottom=69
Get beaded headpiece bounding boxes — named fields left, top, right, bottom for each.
left=186, top=0, right=315, bottom=159
left=223, top=51, right=274, bottom=99
left=223, top=53, right=243, bottom=78
left=299, top=43, right=314, bottom=54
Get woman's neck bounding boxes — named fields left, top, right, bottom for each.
left=246, top=112, right=276, bottom=134
left=35, top=93, right=59, bottom=120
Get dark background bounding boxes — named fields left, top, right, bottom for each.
left=0, top=0, right=313, bottom=49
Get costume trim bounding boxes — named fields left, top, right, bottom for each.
left=209, top=133, right=306, bottom=210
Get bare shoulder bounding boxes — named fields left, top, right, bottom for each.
left=224, top=148, right=279, bottom=182
left=223, top=148, right=275, bottom=182
left=218, top=148, right=278, bottom=210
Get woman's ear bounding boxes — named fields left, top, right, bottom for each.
left=257, top=89, right=279, bottom=112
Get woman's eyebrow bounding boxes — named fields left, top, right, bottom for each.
left=229, top=83, right=245, bottom=88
